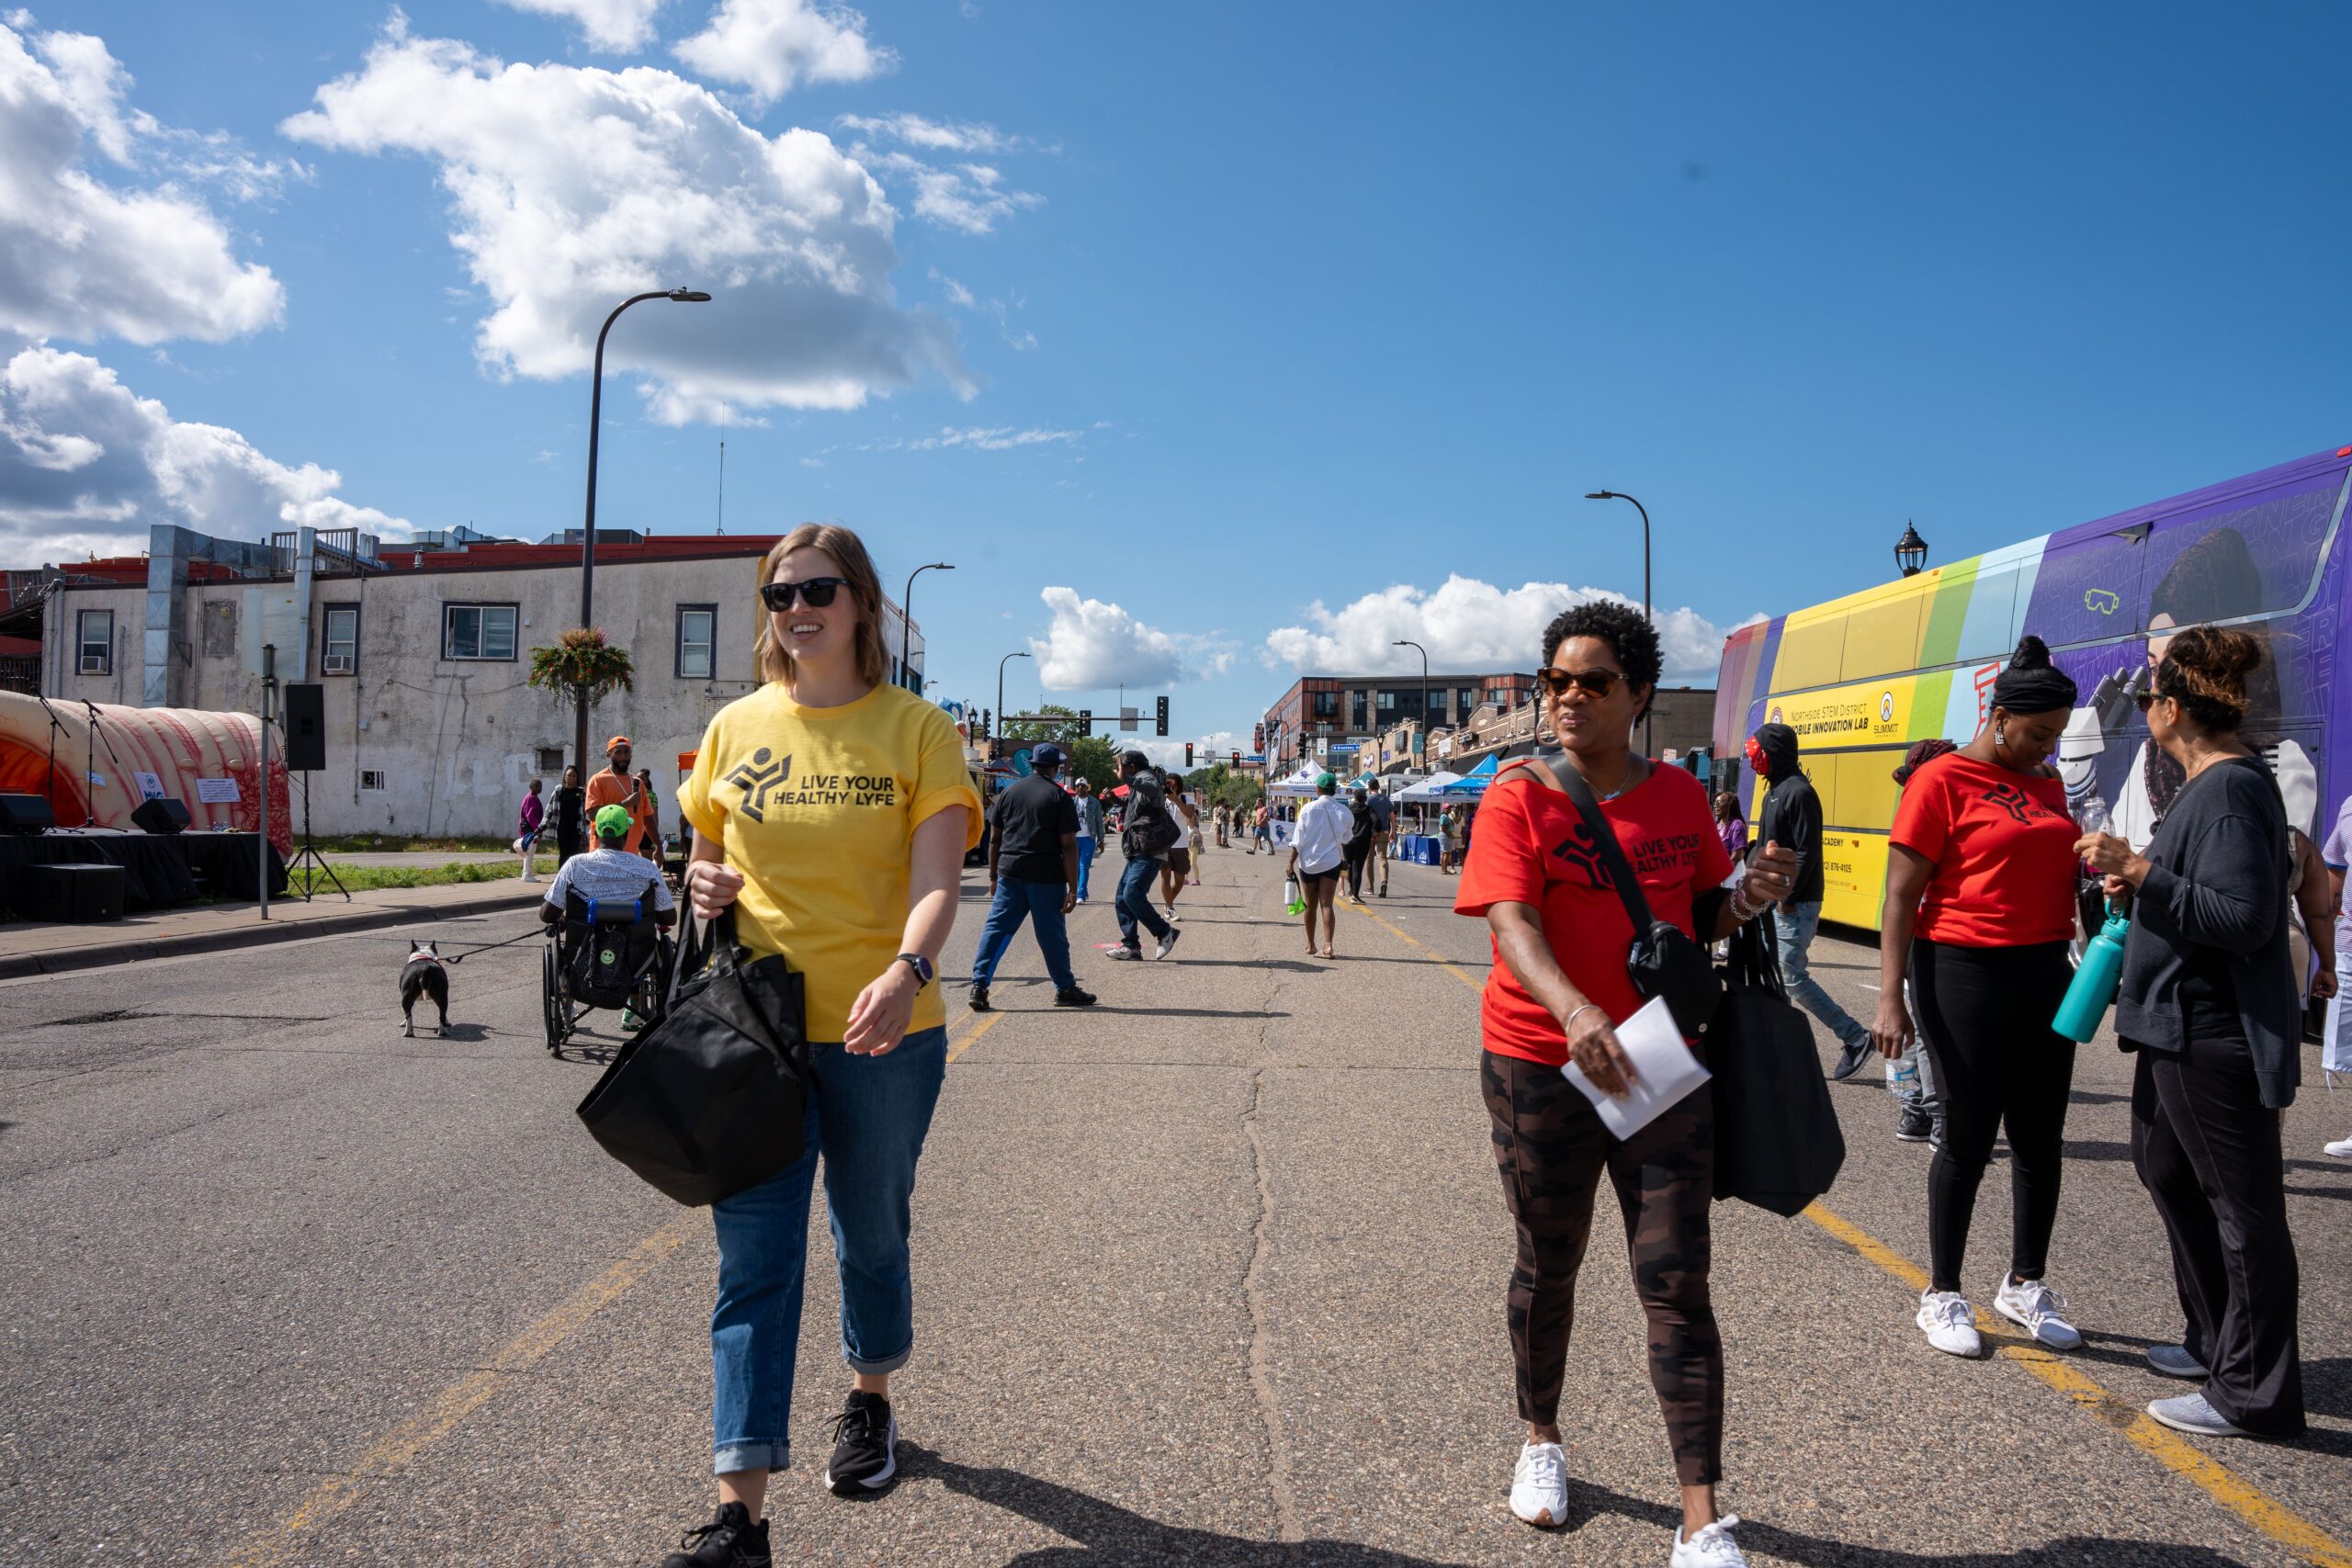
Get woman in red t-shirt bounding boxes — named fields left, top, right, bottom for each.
left=1872, top=635, right=2086, bottom=1361
left=1455, top=602, right=1797, bottom=1563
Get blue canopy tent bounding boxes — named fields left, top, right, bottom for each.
left=1438, top=752, right=1501, bottom=795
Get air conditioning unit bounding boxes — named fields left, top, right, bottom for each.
left=78, top=656, right=105, bottom=674
left=322, top=654, right=353, bottom=674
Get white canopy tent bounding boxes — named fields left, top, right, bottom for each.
left=1268, top=763, right=1324, bottom=797
left=1398, top=770, right=1465, bottom=803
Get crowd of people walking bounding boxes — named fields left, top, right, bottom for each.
left=560, top=520, right=2325, bottom=1568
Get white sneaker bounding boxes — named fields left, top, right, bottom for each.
left=1671, top=1514, right=1747, bottom=1567
left=1993, top=1276, right=2082, bottom=1349
left=1509, top=1441, right=1567, bottom=1528
left=2325, top=1135, right=2352, bottom=1158
left=1917, top=1290, right=1982, bottom=1358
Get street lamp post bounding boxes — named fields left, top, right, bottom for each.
left=574, top=287, right=711, bottom=784
left=899, top=561, right=954, bottom=693
left=996, top=649, right=1030, bottom=751
left=1895, top=521, right=1929, bottom=577
left=1393, top=638, right=1428, bottom=765
left=1584, top=489, right=1654, bottom=756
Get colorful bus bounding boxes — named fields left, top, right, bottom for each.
left=1712, top=444, right=2352, bottom=930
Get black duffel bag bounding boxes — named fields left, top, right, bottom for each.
left=1707, top=914, right=1846, bottom=1216
left=577, top=908, right=808, bottom=1207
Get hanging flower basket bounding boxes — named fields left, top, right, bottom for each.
left=527, top=626, right=635, bottom=705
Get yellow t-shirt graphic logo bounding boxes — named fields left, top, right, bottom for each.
left=724, top=749, right=793, bottom=822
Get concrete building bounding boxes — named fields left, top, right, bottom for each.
left=26, top=525, right=925, bottom=839
left=1257, top=671, right=1538, bottom=776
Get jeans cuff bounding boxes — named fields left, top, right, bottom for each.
left=845, top=1339, right=913, bottom=1376
left=713, top=1441, right=790, bottom=1475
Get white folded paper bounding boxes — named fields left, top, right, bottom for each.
left=1560, top=995, right=1712, bottom=1140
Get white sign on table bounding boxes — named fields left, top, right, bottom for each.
left=195, top=778, right=241, bottom=805
left=1560, top=996, right=1712, bottom=1140
left=134, top=771, right=164, bottom=800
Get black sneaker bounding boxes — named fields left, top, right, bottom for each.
left=1154, top=927, right=1182, bottom=961
left=659, top=1502, right=770, bottom=1568
left=1053, top=986, right=1098, bottom=1007
left=823, top=1389, right=899, bottom=1495
left=1830, top=1037, right=1874, bottom=1081
left=967, top=985, right=991, bottom=1012
left=1896, top=1106, right=1933, bottom=1143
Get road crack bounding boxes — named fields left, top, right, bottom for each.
left=1240, top=1067, right=1303, bottom=1543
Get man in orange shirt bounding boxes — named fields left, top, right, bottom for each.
left=583, top=736, right=651, bottom=855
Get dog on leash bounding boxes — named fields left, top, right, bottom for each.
left=400, top=942, right=450, bottom=1038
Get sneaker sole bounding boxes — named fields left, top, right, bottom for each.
left=1894, top=1127, right=1931, bottom=1143
left=2146, top=1353, right=2210, bottom=1381
left=1510, top=1504, right=1561, bottom=1529
left=2146, top=1403, right=2245, bottom=1438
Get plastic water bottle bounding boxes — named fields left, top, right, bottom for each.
left=1886, top=1053, right=1920, bottom=1100
left=2055, top=908, right=2132, bottom=1043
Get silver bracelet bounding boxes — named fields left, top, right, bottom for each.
left=1566, top=1003, right=1605, bottom=1035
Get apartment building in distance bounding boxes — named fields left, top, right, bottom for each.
left=22, top=524, right=925, bottom=839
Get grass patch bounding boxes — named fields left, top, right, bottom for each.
left=305, top=833, right=526, bottom=854
left=288, top=853, right=549, bottom=896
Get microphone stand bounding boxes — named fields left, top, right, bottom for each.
left=31, top=693, right=68, bottom=827
left=82, top=700, right=130, bottom=829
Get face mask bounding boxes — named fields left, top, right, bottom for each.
left=1745, top=736, right=1769, bottom=774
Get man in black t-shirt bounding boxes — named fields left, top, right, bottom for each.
left=968, top=744, right=1097, bottom=1011
left=1364, top=782, right=1395, bottom=897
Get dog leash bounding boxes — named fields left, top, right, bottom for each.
left=440, top=927, right=547, bottom=964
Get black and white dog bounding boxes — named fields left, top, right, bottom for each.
left=400, top=942, right=450, bottom=1038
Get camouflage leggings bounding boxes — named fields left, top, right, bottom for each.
left=1481, top=1048, right=1724, bottom=1486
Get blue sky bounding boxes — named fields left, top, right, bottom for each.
left=6, top=1, right=2348, bottom=759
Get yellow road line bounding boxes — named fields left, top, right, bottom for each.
left=1335, top=899, right=1485, bottom=990
left=947, top=1010, right=1001, bottom=1064
left=1368, top=900, right=2352, bottom=1568
left=218, top=1213, right=700, bottom=1568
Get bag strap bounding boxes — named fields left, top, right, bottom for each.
left=1536, top=749, right=1659, bottom=932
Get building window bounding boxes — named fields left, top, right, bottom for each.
left=441, top=603, right=518, bottom=661
left=535, top=747, right=566, bottom=773
left=76, top=609, right=112, bottom=676
left=676, top=604, right=716, bottom=680
left=1376, top=689, right=1396, bottom=712
left=322, top=604, right=359, bottom=675
left=1351, top=692, right=1367, bottom=730
left=1458, top=686, right=1478, bottom=717
left=359, top=770, right=388, bottom=792
left=1312, top=691, right=1337, bottom=718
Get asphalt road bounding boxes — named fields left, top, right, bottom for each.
left=2, top=842, right=2346, bottom=1567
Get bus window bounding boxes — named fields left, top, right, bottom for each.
left=2023, top=526, right=2147, bottom=650
left=2141, top=474, right=2340, bottom=628
left=1774, top=615, right=1845, bottom=691
left=1824, top=750, right=1901, bottom=834
left=1838, top=593, right=1926, bottom=684
left=1953, top=562, right=2025, bottom=663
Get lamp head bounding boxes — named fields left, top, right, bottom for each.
left=668, top=288, right=712, bottom=302
left=1895, top=520, right=1929, bottom=578
left=1584, top=491, right=1615, bottom=501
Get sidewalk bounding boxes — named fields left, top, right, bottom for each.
left=0, top=877, right=548, bottom=980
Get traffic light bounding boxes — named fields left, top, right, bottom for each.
left=1078, top=708, right=1091, bottom=733
left=1252, top=723, right=1264, bottom=752
left=977, top=708, right=989, bottom=740
left=1231, top=750, right=1240, bottom=769
left=1183, top=742, right=1194, bottom=768
left=1155, top=694, right=1169, bottom=737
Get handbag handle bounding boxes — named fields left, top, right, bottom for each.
left=1533, top=749, right=1660, bottom=933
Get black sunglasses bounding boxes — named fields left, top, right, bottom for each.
left=1533, top=667, right=1629, bottom=699
left=760, top=576, right=852, bottom=611
left=2133, top=688, right=2165, bottom=712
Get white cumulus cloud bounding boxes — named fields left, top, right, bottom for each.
left=280, top=19, right=967, bottom=424
left=491, top=0, right=669, bottom=52
left=0, top=344, right=410, bottom=563
left=673, top=0, right=890, bottom=107
left=0, top=19, right=285, bottom=346
left=837, top=111, right=1021, bottom=154
left=864, top=424, right=1080, bottom=453
left=1264, top=576, right=1744, bottom=686
left=1029, top=586, right=1187, bottom=689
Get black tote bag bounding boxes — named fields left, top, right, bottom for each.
left=576, top=908, right=809, bottom=1207
left=1707, top=915, right=1846, bottom=1216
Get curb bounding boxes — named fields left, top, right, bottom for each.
left=0, top=886, right=547, bottom=981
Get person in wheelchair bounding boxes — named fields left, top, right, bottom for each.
left=543, top=804, right=678, bottom=1032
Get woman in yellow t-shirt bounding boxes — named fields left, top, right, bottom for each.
left=668, top=523, right=978, bottom=1557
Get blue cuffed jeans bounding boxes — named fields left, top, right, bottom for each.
left=969, top=874, right=1077, bottom=991
left=1771, top=900, right=1871, bottom=1053
left=707, top=1024, right=947, bottom=1475
left=1074, top=838, right=1096, bottom=900
left=1114, top=853, right=1170, bottom=950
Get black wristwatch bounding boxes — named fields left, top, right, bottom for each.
left=896, top=953, right=935, bottom=986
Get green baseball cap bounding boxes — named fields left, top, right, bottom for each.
left=1315, top=772, right=1337, bottom=791
left=593, top=803, right=634, bottom=839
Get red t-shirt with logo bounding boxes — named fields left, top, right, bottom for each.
left=1888, top=751, right=2076, bottom=947
left=1454, top=763, right=1733, bottom=1066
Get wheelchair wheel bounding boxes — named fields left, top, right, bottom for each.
left=541, top=940, right=571, bottom=1055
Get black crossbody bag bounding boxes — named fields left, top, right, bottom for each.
left=1538, top=750, right=1724, bottom=1036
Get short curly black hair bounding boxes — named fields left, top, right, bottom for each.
left=1542, top=601, right=1662, bottom=717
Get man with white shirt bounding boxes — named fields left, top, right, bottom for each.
left=1285, top=773, right=1353, bottom=960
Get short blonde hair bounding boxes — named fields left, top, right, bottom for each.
left=754, top=523, right=889, bottom=688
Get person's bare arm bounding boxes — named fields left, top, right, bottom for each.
left=1709, top=840, right=1799, bottom=941
left=844, top=806, right=969, bottom=1056
left=2294, top=831, right=2335, bottom=999
left=1871, top=844, right=1934, bottom=1056
left=1486, top=901, right=1637, bottom=1097
left=1060, top=830, right=1079, bottom=914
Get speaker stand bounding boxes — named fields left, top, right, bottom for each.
left=286, top=770, right=349, bottom=903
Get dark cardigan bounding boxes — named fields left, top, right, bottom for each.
left=2114, top=755, right=2301, bottom=1109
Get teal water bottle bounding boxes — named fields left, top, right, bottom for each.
left=2054, top=908, right=2132, bottom=1043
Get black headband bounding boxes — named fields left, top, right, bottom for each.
left=1990, top=666, right=2078, bottom=716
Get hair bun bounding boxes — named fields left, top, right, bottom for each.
left=2010, top=634, right=2053, bottom=669
left=2157, top=625, right=2260, bottom=729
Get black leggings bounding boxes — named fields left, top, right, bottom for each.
left=1910, top=939, right=2076, bottom=1294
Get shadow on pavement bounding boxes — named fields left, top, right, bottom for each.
left=903, top=1448, right=2252, bottom=1567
